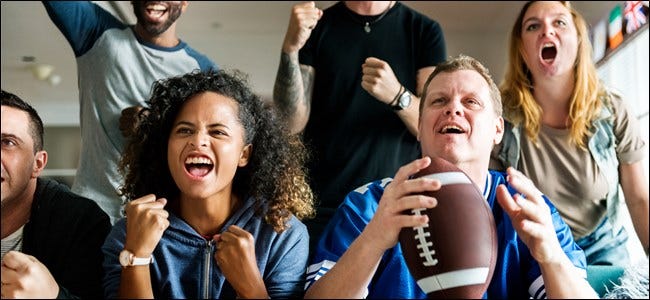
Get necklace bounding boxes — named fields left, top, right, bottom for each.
left=345, top=2, right=394, bottom=34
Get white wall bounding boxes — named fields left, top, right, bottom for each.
left=597, top=27, right=649, bottom=264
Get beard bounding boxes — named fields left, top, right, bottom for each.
left=132, top=1, right=183, bottom=36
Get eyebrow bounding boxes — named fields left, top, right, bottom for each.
left=522, top=12, right=569, bottom=25
left=173, top=120, right=231, bottom=130
left=1, top=132, right=24, bottom=143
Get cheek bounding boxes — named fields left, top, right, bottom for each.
left=167, top=141, right=183, bottom=169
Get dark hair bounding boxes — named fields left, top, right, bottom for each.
left=1, top=89, right=44, bottom=152
left=119, top=69, right=314, bottom=232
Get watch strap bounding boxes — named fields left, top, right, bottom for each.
left=390, top=85, right=404, bottom=107
left=131, top=255, right=153, bottom=266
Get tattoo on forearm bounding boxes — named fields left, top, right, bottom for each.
left=273, top=52, right=304, bottom=118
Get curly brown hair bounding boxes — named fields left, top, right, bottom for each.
left=119, top=69, right=314, bottom=232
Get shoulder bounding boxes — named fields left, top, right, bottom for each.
left=396, top=2, right=441, bottom=26
left=282, top=215, right=309, bottom=239
left=347, top=178, right=392, bottom=204
left=181, top=44, right=218, bottom=71
left=33, top=178, right=110, bottom=225
left=600, top=86, right=633, bottom=119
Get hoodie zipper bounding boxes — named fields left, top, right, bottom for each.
left=203, top=240, right=214, bottom=299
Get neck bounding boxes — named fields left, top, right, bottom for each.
left=532, top=72, right=574, bottom=129
left=1, top=180, right=36, bottom=239
left=456, top=161, right=489, bottom=195
left=133, top=23, right=180, bottom=48
left=179, top=190, right=240, bottom=237
left=344, top=1, right=393, bottom=15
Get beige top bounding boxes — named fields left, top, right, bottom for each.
left=494, top=95, right=646, bottom=239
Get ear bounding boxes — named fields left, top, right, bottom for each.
left=181, top=1, right=189, bottom=13
left=493, top=116, right=504, bottom=145
left=31, top=150, right=48, bottom=178
left=238, top=144, right=252, bottom=167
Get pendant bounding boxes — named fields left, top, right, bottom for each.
left=364, top=22, right=371, bottom=33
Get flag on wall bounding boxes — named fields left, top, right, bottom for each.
left=608, top=5, right=624, bottom=50
left=624, top=1, right=648, bottom=35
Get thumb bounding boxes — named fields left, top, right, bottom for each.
left=156, top=197, right=168, bottom=206
left=2, top=251, right=35, bottom=271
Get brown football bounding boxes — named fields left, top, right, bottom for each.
left=398, top=157, right=497, bottom=298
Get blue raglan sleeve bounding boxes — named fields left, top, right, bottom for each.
left=304, top=179, right=388, bottom=291
left=183, top=46, right=219, bottom=72
left=42, top=1, right=125, bottom=57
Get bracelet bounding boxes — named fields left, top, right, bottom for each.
left=390, top=85, right=404, bottom=106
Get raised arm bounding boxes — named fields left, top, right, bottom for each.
left=361, top=60, right=434, bottom=136
left=273, top=2, right=321, bottom=134
left=42, top=1, right=124, bottom=57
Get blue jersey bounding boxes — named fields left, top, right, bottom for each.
left=306, top=170, right=587, bottom=299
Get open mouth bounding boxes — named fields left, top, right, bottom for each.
left=439, top=125, right=466, bottom=134
left=184, top=156, right=214, bottom=177
left=541, top=43, right=557, bottom=63
left=145, top=3, right=168, bottom=19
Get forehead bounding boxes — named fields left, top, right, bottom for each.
left=524, top=1, right=571, bottom=20
left=176, top=92, right=240, bottom=123
left=427, top=70, right=491, bottom=96
left=1, top=105, right=31, bottom=135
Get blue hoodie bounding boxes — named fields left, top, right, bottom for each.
left=102, top=196, right=309, bottom=298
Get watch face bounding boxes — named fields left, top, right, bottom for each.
left=119, top=250, right=132, bottom=267
left=399, top=92, right=411, bottom=108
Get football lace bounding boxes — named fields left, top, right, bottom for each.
left=410, top=208, right=438, bottom=267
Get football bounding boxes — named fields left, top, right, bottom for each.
left=398, top=157, right=497, bottom=298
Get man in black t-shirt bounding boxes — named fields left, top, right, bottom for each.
left=273, top=1, right=446, bottom=253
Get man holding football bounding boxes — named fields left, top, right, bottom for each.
left=303, top=55, right=598, bottom=299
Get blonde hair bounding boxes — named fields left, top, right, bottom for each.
left=500, top=1, right=605, bottom=148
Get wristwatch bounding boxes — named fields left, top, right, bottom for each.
left=393, top=90, right=412, bottom=111
left=119, top=249, right=153, bottom=267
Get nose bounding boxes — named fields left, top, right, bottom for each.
left=189, top=132, right=209, bottom=148
left=541, top=23, right=555, bottom=37
left=444, top=101, right=463, bottom=116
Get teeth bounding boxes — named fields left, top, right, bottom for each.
left=442, top=125, right=462, bottom=132
left=147, top=4, right=166, bottom=11
left=185, top=157, right=213, bottom=165
left=542, top=43, right=554, bottom=48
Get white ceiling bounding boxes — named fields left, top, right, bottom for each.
left=1, top=1, right=618, bottom=125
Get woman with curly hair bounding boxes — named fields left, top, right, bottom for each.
left=102, top=69, right=315, bottom=298
left=492, top=1, right=648, bottom=266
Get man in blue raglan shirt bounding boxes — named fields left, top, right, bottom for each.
left=303, top=55, right=599, bottom=299
left=42, top=1, right=217, bottom=223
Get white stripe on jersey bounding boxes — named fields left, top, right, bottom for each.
left=529, top=275, right=545, bottom=299
left=305, top=260, right=336, bottom=290
left=304, top=259, right=369, bottom=297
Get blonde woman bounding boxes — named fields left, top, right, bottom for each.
left=493, top=1, right=648, bottom=266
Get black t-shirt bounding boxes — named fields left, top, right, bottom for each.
left=299, top=2, right=446, bottom=217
